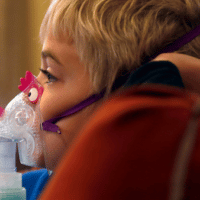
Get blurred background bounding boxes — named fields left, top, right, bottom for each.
left=0, top=0, right=51, bottom=171
left=0, top=0, right=50, bottom=108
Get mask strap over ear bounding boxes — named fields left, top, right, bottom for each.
left=42, top=90, right=105, bottom=134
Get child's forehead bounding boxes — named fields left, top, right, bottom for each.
left=42, top=31, right=74, bottom=54
left=40, top=18, right=73, bottom=46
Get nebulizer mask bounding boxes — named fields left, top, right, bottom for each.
left=0, top=71, right=44, bottom=199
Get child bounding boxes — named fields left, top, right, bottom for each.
left=22, top=0, right=200, bottom=199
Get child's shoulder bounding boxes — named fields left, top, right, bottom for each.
left=22, top=169, right=50, bottom=200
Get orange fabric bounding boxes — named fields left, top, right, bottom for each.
left=40, top=85, right=200, bottom=200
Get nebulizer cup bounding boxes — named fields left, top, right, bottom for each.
left=0, top=107, right=27, bottom=200
left=0, top=138, right=26, bottom=199
left=0, top=71, right=44, bottom=199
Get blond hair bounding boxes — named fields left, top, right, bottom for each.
left=40, top=0, right=200, bottom=95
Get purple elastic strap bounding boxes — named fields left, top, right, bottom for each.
left=42, top=90, right=105, bottom=133
left=144, top=24, right=200, bottom=63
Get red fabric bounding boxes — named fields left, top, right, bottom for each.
left=40, top=85, right=200, bottom=200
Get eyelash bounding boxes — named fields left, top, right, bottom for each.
left=39, top=68, right=58, bottom=83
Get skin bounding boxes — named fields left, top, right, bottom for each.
left=37, top=32, right=101, bottom=171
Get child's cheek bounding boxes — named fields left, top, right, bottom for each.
left=39, top=91, right=61, bottom=122
left=39, top=93, right=53, bottom=122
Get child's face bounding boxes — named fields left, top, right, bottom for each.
left=37, top=32, right=98, bottom=170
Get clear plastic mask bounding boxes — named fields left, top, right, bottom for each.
left=0, top=71, right=44, bottom=167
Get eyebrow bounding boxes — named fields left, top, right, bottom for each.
left=41, top=51, right=61, bottom=65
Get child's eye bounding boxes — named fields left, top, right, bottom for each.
left=39, top=68, right=58, bottom=83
